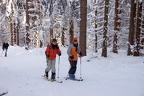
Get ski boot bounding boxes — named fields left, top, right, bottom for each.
left=44, top=72, right=48, bottom=79
left=51, top=72, right=56, bottom=81
left=68, top=74, right=75, bottom=79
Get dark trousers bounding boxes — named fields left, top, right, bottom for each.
left=68, top=60, right=77, bottom=75
left=4, top=49, right=7, bottom=57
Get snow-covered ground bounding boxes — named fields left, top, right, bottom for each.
left=0, top=46, right=144, bottom=96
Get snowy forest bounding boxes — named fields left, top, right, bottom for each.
left=0, top=0, right=144, bottom=57
left=1, top=0, right=144, bottom=96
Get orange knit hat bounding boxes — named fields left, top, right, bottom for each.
left=73, top=37, right=78, bottom=42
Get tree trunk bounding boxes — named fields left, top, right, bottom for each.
left=14, top=23, right=17, bottom=45
left=10, top=2, right=14, bottom=46
left=25, top=0, right=30, bottom=48
left=50, top=28, right=53, bottom=43
left=112, top=0, right=120, bottom=54
left=10, top=21, right=14, bottom=46
left=95, top=10, right=98, bottom=53
left=80, top=0, right=87, bottom=56
left=102, top=0, right=109, bottom=57
left=133, top=1, right=142, bottom=56
left=69, top=20, right=74, bottom=44
left=61, top=27, right=65, bottom=46
left=128, top=0, right=136, bottom=55
left=17, top=24, right=19, bottom=46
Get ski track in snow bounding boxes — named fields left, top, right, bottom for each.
left=0, top=46, right=144, bottom=96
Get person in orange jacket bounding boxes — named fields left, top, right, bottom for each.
left=45, top=39, right=61, bottom=80
left=67, top=37, right=82, bottom=79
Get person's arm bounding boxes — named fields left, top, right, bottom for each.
left=67, top=44, right=74, bottom=59
left=6, top=43, right=9, bottom=49
left=45, top=47, right=50, bottom=57
left=67, top=44, right=73, bottom=56
left=2, top=43, right=4, bottom=50
left=78, top=45, right=82, bottom=56
left=57, top=47, right=61, bottom=56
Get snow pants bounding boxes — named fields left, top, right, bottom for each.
left=45, top=59, right=56, bottom=73
left=3, top=49, right=7, bottom=57
left=5, top=49, right=7, bottom=57
left=68, top=60, right=77, bottom=75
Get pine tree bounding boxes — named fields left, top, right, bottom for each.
left=133, top=1, right=142, bottom=56
left=25, top=0, right=30, bottom=48
left=80, top=0, right=87, bottom=56
left=69, top=20, right=74, bottom=43
left=102, top=0, right=109, bottom=57
left=112, top=0, right=120, bottom=54
left=128, top=0, right=136, bottom=55
left=95, top=9, right=98, bottom=53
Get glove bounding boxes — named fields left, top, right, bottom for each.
left=46, top=54, right=50, bottom=58
left=56, top=45, right=59, bottom=49
left=69, top=56, right=74, bottom=59
left=58, top=53, right=61, bottom=56
left=79, top=52, right=82, bottom=57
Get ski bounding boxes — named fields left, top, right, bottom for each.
left=47, top=79, right=63, bottom=83
left=0, top=91, right=8, bottom=96
left=42, top=75, right=62, bottom=83
left=65, top=77, right=83, bottom=81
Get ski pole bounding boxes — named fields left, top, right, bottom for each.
left=80, top=57, right=82, bottom=80
left=66, top=60, right=71, bottom=79
left=57, top=56, right=60, bottom=78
